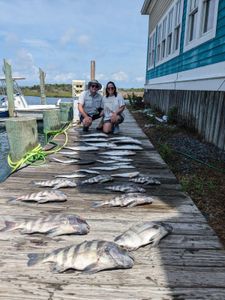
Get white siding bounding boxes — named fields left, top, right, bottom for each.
left=149, top=0, right=174, bottom=33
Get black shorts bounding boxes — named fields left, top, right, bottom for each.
left=103, top=114, right=124, bottom=124
left=80, top=108, right=103, bottom=123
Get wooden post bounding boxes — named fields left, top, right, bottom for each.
left=90, top=60, right=95, bottom=80
left=43, top=109, right=61, bottom=143
left=3, top=59, right=15, bottom=117
left=39, top=68, right=46, bottom=105
left=60, top=102, right=73, bottom=124
left=5, top=117, right=38, bottom=162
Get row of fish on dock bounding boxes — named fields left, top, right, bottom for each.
left=1, top=130, right=173, bottom=274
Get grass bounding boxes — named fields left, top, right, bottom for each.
left=180, top=175, right=217, bottom=196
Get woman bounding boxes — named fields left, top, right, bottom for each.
left=102, top=81, right=125, bottom=133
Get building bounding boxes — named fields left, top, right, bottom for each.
left=141, top=0, right=225, bottom=150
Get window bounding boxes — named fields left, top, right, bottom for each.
left=174, top=0, right=182, bottom=51
left=167, top=8, right=174, bottom=55
left=147, top=31, right=156, bottom=69
left=184, top=0, right=219, bottom=51
left=156, top=25, right=162, bottom=63
left=161, top=17, right=167, bottom=60
left=151, top=32, right=156, bottom=67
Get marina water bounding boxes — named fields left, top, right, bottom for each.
left=0, top=96, right=71, bottom=182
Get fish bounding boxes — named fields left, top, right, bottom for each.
left=58, top=151, right=78, bottom=155
left=92, top=193, right=153, bottom=208
left=54, top=173, right=86, bottom=179
left=99, top=156, right=133, bottom=162
left=64, top=146, right=99, bottom=151
left=112, top=138, right=143, bottom=145
left=0, top=214, right=90, bottom=237
left=111, top=172, right=140, bottom=178
left=32, top=179, right=77, bottom=189
left=114, top=222, right=173, bottom=250
left=90, top=165, right=135, bottom=171
left=27, top=240, right=134, bottom=273
left=63, top=159, right=95, bottom=165
left=84, top=142, right=116, bottom=148
left=129, top=176, right=161, bottom=185
left=50, top=157, right=79, bottom=164
left=112, top=145, right=143, bottom=150
left=8, top=190, right=67, bottom=203
left=96, top=159, right=118, bottom=164
left=82, top=133, right=108, bottom=138
left=76, top=169, right=100, bottom=175
left=79, top=138, right=109, bottom=142
left=81, top=175, right=113, bottom=184
left=105, top=184, right=146, bottom=193
left=100, top=150, right=136, bottom=156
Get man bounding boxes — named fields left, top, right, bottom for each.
left=78, top=79, right=103, bottom=132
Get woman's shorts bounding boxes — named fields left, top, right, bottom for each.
left=103, top=114, right=124, bottom=124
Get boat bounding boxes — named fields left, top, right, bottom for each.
left=0, top=77, right=59, bottom=120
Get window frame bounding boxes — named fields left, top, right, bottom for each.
left=183, top=0, right=219, bottom=52
left=147, top=29, right=156, bottom=70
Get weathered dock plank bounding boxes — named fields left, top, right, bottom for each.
left=0, top=109, right=225, bottom=299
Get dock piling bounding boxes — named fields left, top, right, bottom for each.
left=39, top=68, right=46, bottom=105
left=3, top=59, right=15, bottom=117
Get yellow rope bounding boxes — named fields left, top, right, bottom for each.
left=7, top=123, right=71, bottom=173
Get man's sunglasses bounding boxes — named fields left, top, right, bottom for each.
left=91, top=85, right=98, bottom=88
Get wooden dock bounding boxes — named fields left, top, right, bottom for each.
left=1, top=110, right=225, bottom=300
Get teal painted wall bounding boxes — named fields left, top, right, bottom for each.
left=146, top=0, right=225, bottom=80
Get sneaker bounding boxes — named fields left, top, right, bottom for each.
left=83, top=126, right=89, bottom=132
left=113, top=125, right=120, bottom=134
left=96, top=126, right=103, bottom=131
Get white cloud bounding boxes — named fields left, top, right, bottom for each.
left=52, top=72, right=76, bottom=83
left=77, top=34, right=90, bottom=46
left=60, top=28, right=76, bottom=46
left=111, top=71, right=128, bottom=81
left=135, top=76, right=144, bottom=82
left=22, top=39, right=51, bottom=49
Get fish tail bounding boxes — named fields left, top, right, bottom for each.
left=91, top=201, right=104, bottom=208
left=27, top=253, right=46, bottom=266
left=0, top=221, right=16, bottom=232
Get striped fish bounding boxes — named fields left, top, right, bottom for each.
left=65, top=146, right=98, bottom=151
left=113, top=145, right=143, bottom=150
left=82, top=133, right=108, bottom=137
left=92, top=193, right=153, bottom=208
left=100, top=150, right=136, bottom=156
left=27, top=240, right=134, bottom=273
left=105, top=184, right=146, bottom=193
left=99, top=156, right=133, bottom=162
left=55, top=173, right=86, bottom=179
left=51, top=157, right=79, bottom=164
left=111, top=172, right=140, bottom=178
left=32, top=179, right=77, bottom=189
left=129, top=176, right=161, bottom=185
left=81, top=175, right=113, bottom=184
left=8, top=190, right=67, bottom=203
left=84, top=142, right=116, bottom=148
left=114, top=222, right=173, bottom=251
left=0, top=214, right=90, bottom=237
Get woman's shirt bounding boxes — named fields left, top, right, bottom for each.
left=102, top=93, right=125, bottom=120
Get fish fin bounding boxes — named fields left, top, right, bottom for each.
left=0, top=221, right=16, bottom=232
left=83, top=263, right=101, bottom=274
left=27, top=253, right=45, bottom=266
left=47, top=228, right=62, bottom=237
left=50, top=263, right=67, bottom=273
left=91, top=201, right=103, bottom=208
left=52, top=185, right=60, bottom=190
left=126, top=201, right=137, bottom=207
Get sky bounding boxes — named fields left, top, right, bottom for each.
left=0, top=0, right=148, bottom=88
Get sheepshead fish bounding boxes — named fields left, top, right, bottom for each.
left=55, top=173, right=86, bottom=179
left=81, top=175, right=113, bottom=184
left=114, top=222, right=173, bottom=250
left=96, top=159, right=118, bottom=164
left=0, top=214, right=90, bottom=237
left=27, top=240, right=134, bottom=273
left=91, top=166, right=121, bottom=171
left=33, top=179, right=77, bottom=189
left=50, top=157, right=79, bottom=164
left=92, top=193, right=153, bottom=208
left=105, top=184, right=146, bottom=193
left=111, top=172, right=140, bottom=178
left=65, top=146, right=99, bottom=151
left=9, top=190, right=67, bottom=203
left=100, top=150, right=136, bottom=156
left=59, top=151, right=78, bottom=155
left=129, top=176, right=161, bottom=185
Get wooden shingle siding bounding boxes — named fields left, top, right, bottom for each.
left=149, top=0, right=174, bottom=33
left=147, top=0, right=225, bottom=80
left=144, top=89, right=225, bottom=150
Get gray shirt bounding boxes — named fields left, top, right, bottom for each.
left=78, top=90, right=103, bottom=116
left=102, top=93, right=125, bottom=121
